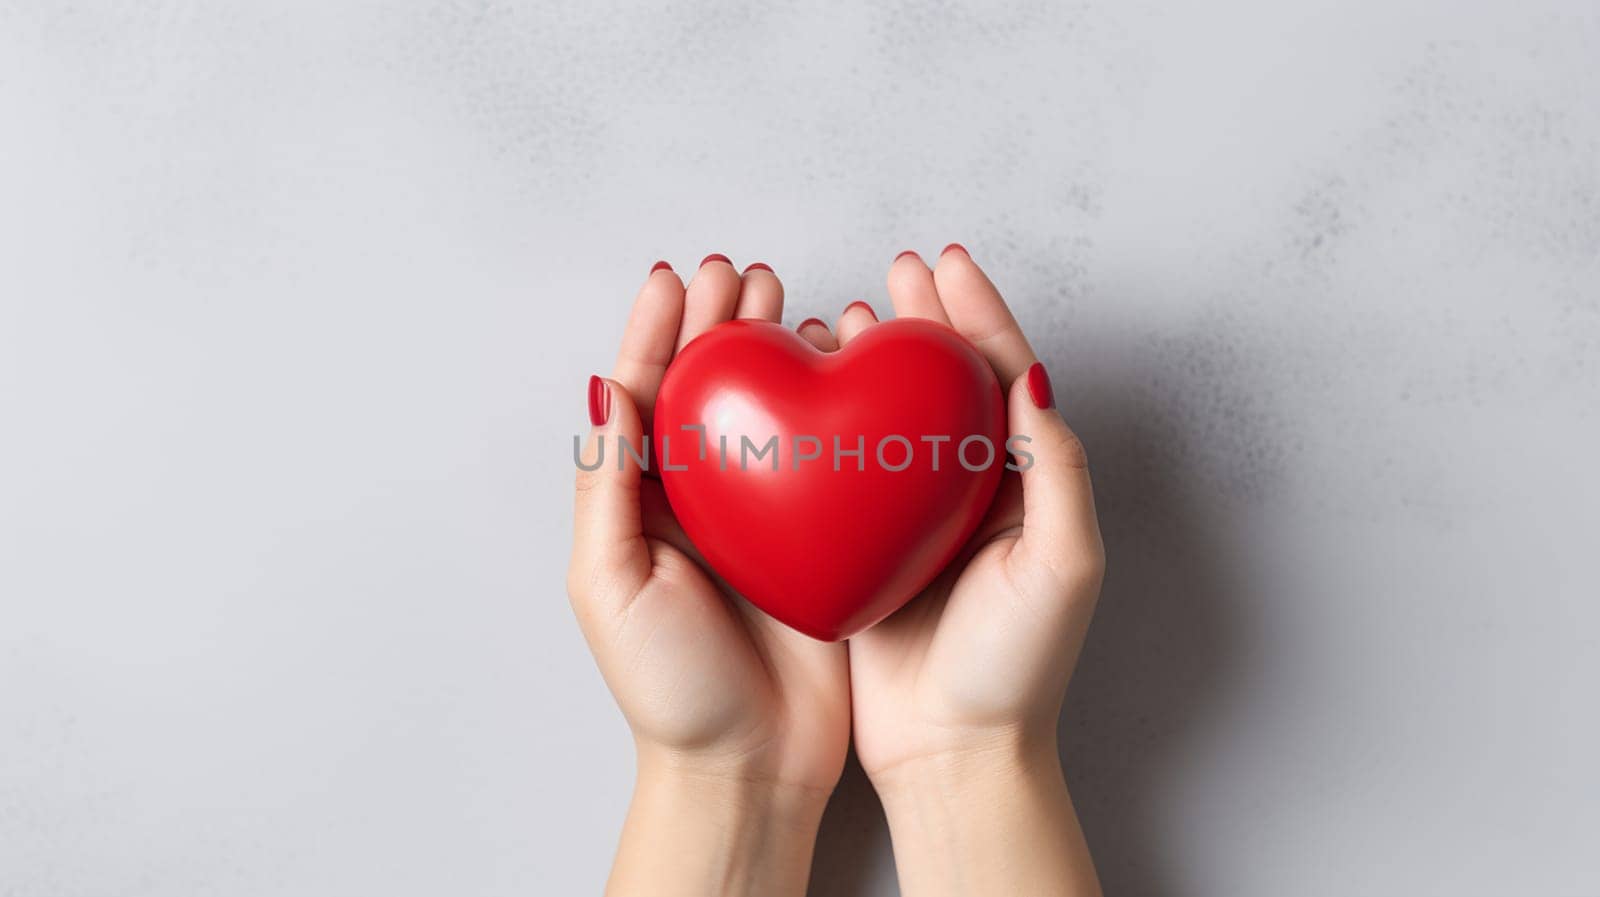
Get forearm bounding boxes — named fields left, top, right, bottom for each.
left=872, top=736, right=1101, bottom=897
left=606, top=751, right=829, bottom=897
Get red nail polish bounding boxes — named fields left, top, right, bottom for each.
left=1025, top=362, right=1055, bottom=410
left=797, top=317, right=826, bottom=332
left=941, top=243, right=969, bottom=258
left=700, top=253, right=731, bottom=268
left=894, top=250, right=921, bottom=263
left=650, top=260, right=672, bottom=274
left=587, top=375, right=611, bottom=426
left=743, top=262, right=773, bottom=274
left=844, top=300, right=878, bottom=321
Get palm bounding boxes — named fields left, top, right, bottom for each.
left=616, top=478, right=847, bottom=784
left=848, top=473, right=1063, bottom=774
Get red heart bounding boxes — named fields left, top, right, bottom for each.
left=654, top=318, right=1008, bottom=641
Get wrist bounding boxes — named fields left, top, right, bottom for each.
left=604, top=746, right=830, bottom=897
left=634, top=744, right=834, bottom=829
left=866, top=724, right=1063, bottom=800
left=867, top=730, right=1102, bottom=897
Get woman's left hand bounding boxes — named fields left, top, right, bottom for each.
left=568, top=256, right=850, bottom=897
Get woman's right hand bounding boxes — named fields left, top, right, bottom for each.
left=802, top=245, right=1106, bottom=897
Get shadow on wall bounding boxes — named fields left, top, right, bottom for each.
left=808, top=325, right=1248, bottom=896
left=1058, top=381, right=1243, bottom=896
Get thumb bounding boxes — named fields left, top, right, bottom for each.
left=1005, top=362, right=1105, bottom=592
left=568, top=375, right=651, bottom=607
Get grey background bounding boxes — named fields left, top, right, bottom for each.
left=2, top=0, right=1597, bottom=894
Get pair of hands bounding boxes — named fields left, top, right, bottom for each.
left=568, top=246, right=1105, bottom=897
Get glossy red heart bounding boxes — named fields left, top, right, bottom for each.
left=653, top=318, right=1008, bottom=641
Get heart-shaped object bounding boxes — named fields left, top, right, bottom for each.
left=654, top=318, right=1008, bottom=641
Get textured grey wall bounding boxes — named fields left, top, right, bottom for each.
left=2, top=1, right=1598, bottom=895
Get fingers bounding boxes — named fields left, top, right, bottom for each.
left=834, top=300, right=878, bottom=346
left=677, top=254, right=741, bottom=351
left=886, top=250, right=951, bottom=324
left=612, top=262, right=686, bottom=428
left=735, top=262, right=784, bottom=322
left=797, top=317, right=839, bottom=351
left=569, top=377, right=653, bottom=608
left=932, top=244, right=1037, bottom=385
left=1003, top=363, right=1105, bottom=594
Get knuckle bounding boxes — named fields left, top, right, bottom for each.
left=1077, top=542, right=1107, bottom=591
left=565, top=560, right=595, bottom=605
left=573, top=467, right=605, bottom=497
left=1029, top=529, right=1105, bottom=596
left=567, top=550, right=643, bottom=616
left=1044, top=553, right=1105, bottom=601
left=565, top=573, right=585, bottom=606
left=1053, top=426, right=1090, bottom=469
left=1078, top=536, right=1108, bottom=589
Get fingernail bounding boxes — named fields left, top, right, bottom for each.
left=1025, top=362, right=1055, bottom=410
left=700, top=253, right=731, bottom=268
left=844, top=300, right=878, bottom=321
left=743, top=262, right=773, bottom=274
left=941, top=243, right=969, bottom=258
left=587, top=375, right=611, bottom=426
left=797, top=317, right=826, bottom=332
left=650, top=260, right=673, bottom=274
left=894, top=250, right=921, bottom=263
